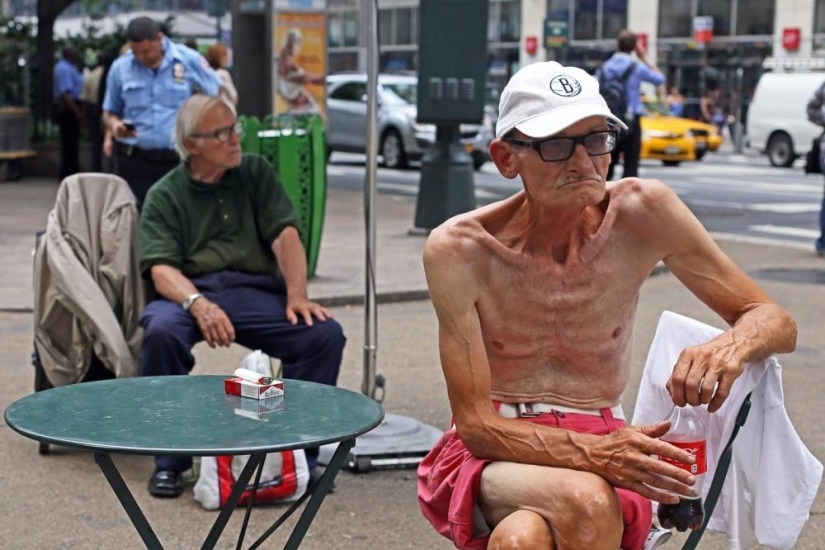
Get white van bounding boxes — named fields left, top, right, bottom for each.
left=746, top=71, right=825, bottom=166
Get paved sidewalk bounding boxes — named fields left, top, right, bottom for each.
left=1, top=175, right=824, bottom=548
left=0, top=178, right=429, bottom=312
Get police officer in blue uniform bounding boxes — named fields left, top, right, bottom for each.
left=53, top=47, right=84, bottom=180
left=103, top=17, right=221, bottom=207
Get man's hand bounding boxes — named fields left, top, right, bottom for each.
left=586, top=421, right=697, bottom=504
left=112, top=119, right=137, bottom=139
left=189, top=298, right=235, bottom=348
left=103, top=131, right=113, bottom=158
left=285, top=295, right=331, bottom=326
left=667, top=341, right=744, bottom=413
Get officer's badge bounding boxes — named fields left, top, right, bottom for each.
left=173, top=62, right=185, bottom=83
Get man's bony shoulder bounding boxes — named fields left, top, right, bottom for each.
left=609, top=177, right=680, bottom=229
left=424, top=215, right=487, bottom=262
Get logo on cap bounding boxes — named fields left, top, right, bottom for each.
left=549, top=75, right=582, bottom=97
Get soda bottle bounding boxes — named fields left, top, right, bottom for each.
left=655, top=406, right=707, bottom=532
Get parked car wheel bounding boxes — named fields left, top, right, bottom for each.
left=662, top=160, right=681, bottom=167
left=380, top=129, right=408, bottom=169
left=767, top=132, right=794, bottom=167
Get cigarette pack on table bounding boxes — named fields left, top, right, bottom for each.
left=234, top=395, right=285, bottom=421
left=224, top=377, right=284, bottom=400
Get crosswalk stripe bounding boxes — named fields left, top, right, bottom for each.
left=711, top=232, right=814, bottom=250
left=748, top=224, right=820, bottom=238
left=685, top=199, right=819, bottom=213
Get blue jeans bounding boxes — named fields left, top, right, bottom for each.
left=140, top=271, right=346, bottom=472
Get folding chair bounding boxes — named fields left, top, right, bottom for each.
left=31, top=173, right=145, bottom=454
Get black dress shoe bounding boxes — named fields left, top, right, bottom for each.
left=148, top=469, right=184, bottom=498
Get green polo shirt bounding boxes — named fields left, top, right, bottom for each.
left=139, top=154, right=299, bottom=279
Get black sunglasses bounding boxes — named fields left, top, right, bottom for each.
left=504, top=130, right=618, bottom=162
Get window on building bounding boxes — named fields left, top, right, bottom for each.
left=658, top=0, right=692, bottom=38
left=697, top=0, right=731, bottom=36
left=179, top=0, right=205, bottom=9
left=548, top=0, right=569, bottom=22
left=574, top=0, right=598, bottom=40
left=395, top=8, right=415, bottom=45
left=329, top=13, right=344, bottom=48
left=379, top=9, right=393, bottom=46
left=378, top=7, right=418, bottom=46
left=602, top=0, right=628, bottom=40
left=498, top=0, right=520, bottom=43
left=736, top=0, right=774, bottom=35
left=343, top=11, right=359, bottom=47
left=817, top=0, right=825, bottom=33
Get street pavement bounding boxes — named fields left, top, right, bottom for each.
left=1, top=172, right=824, bottom=548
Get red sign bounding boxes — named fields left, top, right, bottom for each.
left=783, top=28, right=801, bottom=51
left=637, top=33, right=648, bottom=54
left=525, top=35, right=538, bottom=56
left=693, top=16, right=713, bottom=44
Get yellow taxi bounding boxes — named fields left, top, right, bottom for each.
left=641, top=99, right=724, bottom=164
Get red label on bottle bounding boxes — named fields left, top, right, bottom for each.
left=659, top=440, right=707, bottom=475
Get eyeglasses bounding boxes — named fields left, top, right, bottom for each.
left=191, top=122, right=243, bottom=143
left=503, top=130, right=617, bottom=162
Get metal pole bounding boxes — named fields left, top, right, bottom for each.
left=362, top=0, right=378, bottom=399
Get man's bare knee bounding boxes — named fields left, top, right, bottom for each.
left=487, top=510, right=553, bottom=550
left=553, top=473, right=623, bottom=549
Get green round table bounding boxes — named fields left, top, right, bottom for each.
left=5, top=375, right=384, bottom=549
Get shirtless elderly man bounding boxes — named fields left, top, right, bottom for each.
left=417, top=62, right=796, bottom=550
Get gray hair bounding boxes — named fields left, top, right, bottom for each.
left=174, top=94, right=237, bottom=161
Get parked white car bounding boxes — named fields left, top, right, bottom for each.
left=326, top=73, right=493, bottom=170
left=746, top=71, right=825, bottom=167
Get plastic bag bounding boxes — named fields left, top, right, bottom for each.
left=193, top=350, right=309, bottom=510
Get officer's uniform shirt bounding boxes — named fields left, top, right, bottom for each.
left=53, top=58, right=83, bottom=102
left=103, top=36, right=220, bottom=151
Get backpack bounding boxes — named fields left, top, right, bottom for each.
left=597, top=61, right=637, bottom=128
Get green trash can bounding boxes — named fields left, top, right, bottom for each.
left=240, top=114, right=327, bottom=278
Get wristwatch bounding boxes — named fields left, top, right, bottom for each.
left=182, top=293, right=203, bottom=312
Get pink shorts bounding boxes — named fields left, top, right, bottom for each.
left=417, top=405, right=652, bottom=550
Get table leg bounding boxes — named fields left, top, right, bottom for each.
left=200, top=453, right=266, bottom=550
left=283, top=439, right=354, bottom=550
left=94, top=453, right=163, bottom=550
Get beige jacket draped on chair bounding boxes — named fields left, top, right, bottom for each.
left=33, top=173, right=144, bottom=386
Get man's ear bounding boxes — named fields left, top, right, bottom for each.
left=183, top=137, right=200, bottom=158
left=490, top=139, right=520, bottom=180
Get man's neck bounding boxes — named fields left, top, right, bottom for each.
left=188, top=161, right=227, bottom=184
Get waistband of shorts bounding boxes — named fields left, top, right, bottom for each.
left=497, top=402, right=625, bottom=421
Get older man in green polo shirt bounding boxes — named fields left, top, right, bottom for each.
left=138, top=94, right=345, bottom=498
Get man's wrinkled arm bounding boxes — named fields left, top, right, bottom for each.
left=645, top=180, right=797, bottom=410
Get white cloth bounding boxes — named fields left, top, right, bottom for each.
left=632, top=311, right=822, bottom=549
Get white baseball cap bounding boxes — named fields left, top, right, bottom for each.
left=495, top=61, right=627, bottom=139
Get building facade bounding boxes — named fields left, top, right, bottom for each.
left=6, top=0, right=825, bottom=116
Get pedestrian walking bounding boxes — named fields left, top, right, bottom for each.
left=598, top=30, right=665, bottom=181
left=53, top=47, right=84, bottom=181
left=206, top=42, right=238, bottom=106
left=805, top=80, right=825, bottom=256
left=80, top=52, right=112, bottom=172
left=102, top=17, right=220, bottom=207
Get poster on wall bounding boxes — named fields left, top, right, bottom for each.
left=273, top=11, right=327, bottom=116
